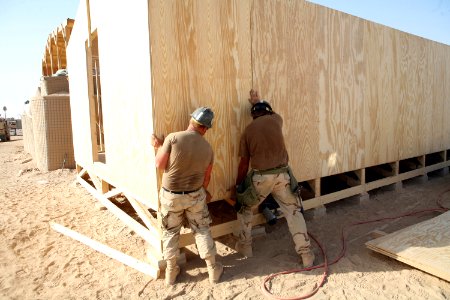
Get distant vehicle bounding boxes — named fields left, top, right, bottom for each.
left=8, top=120, right=16, bottom=129
left=0, top=119, right=10, bottom=142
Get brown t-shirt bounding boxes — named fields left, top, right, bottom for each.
left=239, top=113, right=288, bottom=170
left=160, top=130, right=213, bottom=191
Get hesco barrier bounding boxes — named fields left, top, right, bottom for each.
left=40, top=76, right=70, bottom=96
left=22, top=115, right=35, bottom=157
left=30, top=95, right=75, bottom=171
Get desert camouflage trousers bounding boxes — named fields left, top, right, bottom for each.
left=159, top=187, right=216, bottom=260
left=237, top=172, right=311, bottom=254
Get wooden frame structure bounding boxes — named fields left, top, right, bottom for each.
left=66, top=0, right=450, bottom=277
left=42, top=18, right=74, bottom=76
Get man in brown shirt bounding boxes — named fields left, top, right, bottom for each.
left=234, top=90, right=315, bottom=268
left=152, top=107, right=223, bottom=286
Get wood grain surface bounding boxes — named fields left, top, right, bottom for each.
left=69, top=0, right=450, bottom=204
left=366, top=211, right=450, bottom=282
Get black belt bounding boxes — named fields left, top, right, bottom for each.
left=253, top=165, right=288, bottom=175
left=162, top=187, right=201, bottom=194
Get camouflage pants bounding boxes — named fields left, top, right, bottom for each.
left=159, top=187, right=216, bottom=260
left=237, top=172, right=311, bottom=254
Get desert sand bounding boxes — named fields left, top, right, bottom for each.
left=1, top=136, right=450, bottom=299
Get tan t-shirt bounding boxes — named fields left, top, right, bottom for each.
left=160, top=130, right=213, bottom=191
left=239, top=113, right=288, bottom=170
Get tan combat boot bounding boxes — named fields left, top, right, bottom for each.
left=205, top=256, right=223, bottom=284
left=165, top=257, right=180, bottom=286
left=235, top=241, right=253, bottom=258
left=301, top=250, right=315, bottom=268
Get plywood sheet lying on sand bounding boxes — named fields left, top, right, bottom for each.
left=366, top=211, right=450, bottom=282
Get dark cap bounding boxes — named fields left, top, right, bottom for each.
left=251, top=100, right=273, bottom=114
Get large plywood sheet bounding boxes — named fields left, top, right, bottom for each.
left=96, top=0, right=157, bottom=208
left=366, top=211, right=450, bottom=282
left=397, top=33, right=422, bottom=159
left=149, top=0, right=252, bottom=199
left=251, top=1, right=321, bottom=181
left=68, top=0, right=160, bottom=209
left=67, top=0, right=96, bottom=168
left=363, top=22, right=399, bottom=166
left=321, top=9, right=365, bottom=175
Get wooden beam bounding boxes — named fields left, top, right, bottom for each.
left=77, top=167, right=87, bottom=178
left=424, top=160, right=450, bottom=173
left=103, top=188, right=121, bottom=199
left=314, top=178, right=321, bottom=198
left=101, top=180, right=109, bottom=194
left=76, top=176, right=161, bottom=251
left=125, top=193, right=161, bottom=253
left=87, top=170, right=102, bottom=192
left=51, top=222, right=160, bottom=279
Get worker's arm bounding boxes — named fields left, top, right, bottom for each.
left=236, top=156, right=250, bottom=185
left=152, top=134, right=169, bottom=170
left=203, top=163, right=213, bottom=203
left=225, top=156, right=250, bottom=207
left=203, top=163, right=213, bottom=189
left=155, top=151, right=169, bottom=170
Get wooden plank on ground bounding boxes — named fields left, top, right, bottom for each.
left=366, top=211, right=450, bottom=282
left=50, top=222, right=160, bottom=279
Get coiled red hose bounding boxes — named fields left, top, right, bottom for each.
left=261, top=186, right=450, bottom=299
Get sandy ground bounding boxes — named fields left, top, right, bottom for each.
left=1, top=136, right=450, bottom=300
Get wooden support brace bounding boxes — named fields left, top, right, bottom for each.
left=124, top=193, right=161, bottom=244
left=314, top=178, right=321, bottom=198
left=103, top=188, right=122, bottom=199
left=392, top=162, right=399, bottom=176
left=101, top=180, right=109, bottom=194
left=354, top=169, right=365, bottom=184
left=88, top=170, right=103, bottom=192
left=50, top=222, right=160, bottom=279
left=78, top=167, right=87, bottom=178
left=440, top=151, right=446, bottom=161
left=76, top=176, right=161, bottom=251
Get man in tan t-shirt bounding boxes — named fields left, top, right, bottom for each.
left=152, top=107, right=223, bottom=286
left=233, top=90, right=315, bottom=268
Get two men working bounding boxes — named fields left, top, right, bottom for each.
left=152, top=90, right=314, bottom=286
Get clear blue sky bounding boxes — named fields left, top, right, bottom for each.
left=0, top=0, right=79, bottom=119
left=0, top=1, right=449, bottom=119
left=308, top=0, right=450, bottom=46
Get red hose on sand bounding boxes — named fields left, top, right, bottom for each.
left=261, top=233, right=328, bottom=300
left=261, top=187, right=450, bottom=300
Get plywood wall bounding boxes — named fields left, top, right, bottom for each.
left=148, top=0, right=450, bottom=197
left=250, top=1, right=450, bottom=179
left=69, top=0, right=450, bottom=204
left=68, top=0, right=159, bottom=209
